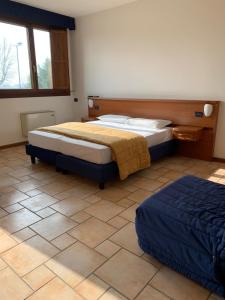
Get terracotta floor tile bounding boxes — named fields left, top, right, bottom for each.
left=25, top=189, right=42, bottom=197
left=117, top=198, right=135, bottom=208
left=96, top=249, right=157, bottom=299
left=142, top=253, right=162, bottom=269
left=96, top=187, right=130, bottom=203
left=136, top=285, right=170, bottom=300
left=36, top=207, right=56, bottom=218
left=0, top=231, right=17, bottom=253
left=128, top=189, right=151, bottom=203
left=0, top=268, right=32, bottom=300
left=0, top=208, right=41, bottom=233
left=27, top=277, right=83, bottom=300
left=7, top=159, right=25, bottom=167
left=2, top=235, right=59, bottom=276
left=0, top=147, right=222, bottom=300
left=119, top=203, right=139, bottom=222
left=30, top=213, right=77, bottom=240
left=11, top=227, right=36, bottom=243
left=0, top=175, right=20, bottom=188
left=4, top=203, right=23, bottom=213
left=14, top=179, right=43, bottom=193
left=0, top=166, right=14, bottom=175
left=164, top=170, right=183, bottom=180
left=46, top=242, right=106, bottom=287
left=69, top=217, right=116, bottom=248
left=23, top=265, right=55, bottom=290
left=133, top=178, right=163, bottom=192
left=20, top=193, right=58, bottom=212
left=54, top=187, right=82, bottom=201
left=39, top=182, right=73, bottom=196
left=0, top=207, right=8, bottom=218
left=51, top=233, right=77, bottom=250
left=0, top=186, right=16, bottom=194
left=9, top=168, right=33, bottom=178
left=99, top=288, right=127, bottom=300
left=30, top=170, right=56, bottom=181
left=51, top=197, right=90, bottom=216
left=114, top=180, right=139, bottom=193
left=110, top=223, right=143, bottom=256
left=0, top=258, right=7, bottom=271
left=85, top=200, right=124, bottom=222
left=75, top=274, right=109, bottom=300
left=84, top=194, right=102, bottom=204
left=139, top=169, right=164, bottom=180
left=95, top=240, right=120, bottom=258
left=150, top=267, right=210, bottom=300
left=73, top=184, right=99, bottom=198
left=0, top=190, right=29, bottom=207
left=71, top=211, right=92, bottom=223
left=107, top=216, right=129, bottom=229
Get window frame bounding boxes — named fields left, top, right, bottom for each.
left=0, top=18, right=70, bottom=98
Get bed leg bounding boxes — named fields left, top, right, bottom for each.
left=99, top=182, right=105, bottom=190
left=31, top=156, right=36, bottom=164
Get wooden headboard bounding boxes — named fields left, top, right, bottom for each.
left=89, top=98, right=220, bottom=160
left=89, top=98, right=220, bottom=129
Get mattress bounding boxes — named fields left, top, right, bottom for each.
left=28, top=120, right=173, bottom=164
left=136, top=175, right=225, bottom=296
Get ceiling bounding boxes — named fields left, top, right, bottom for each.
left=13, top=0, right=137, bottom=17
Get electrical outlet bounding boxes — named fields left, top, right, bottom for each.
left=195, top=112, right=203, bottom=118
left=74, top=98, right=78, bottom=102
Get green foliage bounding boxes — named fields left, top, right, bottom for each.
left=37, top=58, right=52, bottom=89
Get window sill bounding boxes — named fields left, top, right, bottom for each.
left=0, top=89, right=70, bottom=98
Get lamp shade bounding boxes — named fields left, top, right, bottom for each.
left=204, top=104, right=213, bottom=117
left=88, top=99, right=94, bottom=108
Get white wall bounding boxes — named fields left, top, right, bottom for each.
left=73, top=0, right=225, bottom=159
left=0, top=95, right=81, bottom=146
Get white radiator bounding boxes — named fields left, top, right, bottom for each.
left=20, top=111, right=56, bottom=137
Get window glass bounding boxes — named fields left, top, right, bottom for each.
left=33, top=29, right=53, bottom=89
left=0, top=22, right=32, bottom=89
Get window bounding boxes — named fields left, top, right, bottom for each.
left=0, top=22, right=31, bottom=89
left=0, top=20, right=70, bottom=98
left=33, top=29, right=53, bottom=90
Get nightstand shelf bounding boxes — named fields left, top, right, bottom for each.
left=173, top=126, right=203, bottom=142
left=173, top=126, right=214, bottom=161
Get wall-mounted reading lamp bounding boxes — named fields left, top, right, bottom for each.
left=204, top=104, right=213, bottom=117
left=88, top=99, right=94, bottom=108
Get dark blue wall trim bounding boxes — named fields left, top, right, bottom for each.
left=1, top=0, right=76, bottom=30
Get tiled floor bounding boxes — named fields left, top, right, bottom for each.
left=0, top=146, right=224, bottom=300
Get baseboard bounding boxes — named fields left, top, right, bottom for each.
left=213, top=157, right=225, bottom=163
left=0, top=141, right=27, bottom=150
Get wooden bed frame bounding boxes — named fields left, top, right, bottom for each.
left=89, top=98, right=220, bottom=160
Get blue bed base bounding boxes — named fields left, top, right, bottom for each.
left=26, top=139, right=175, bottom=189
left=136, top=175, right=225, bottom=297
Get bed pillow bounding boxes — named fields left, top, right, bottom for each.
left=97, top=114, right=130, bottom=123
left=127, top=118, right=172, bottom=129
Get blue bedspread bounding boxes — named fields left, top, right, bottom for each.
left=136, top=175, right=225, bottom=296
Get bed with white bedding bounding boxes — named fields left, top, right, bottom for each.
left=28, top=120, right=173, bottom=164
left=26, top=118, right=175, bottom=189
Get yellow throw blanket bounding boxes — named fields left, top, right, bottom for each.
left=37, top=122, right=150, bottom=180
